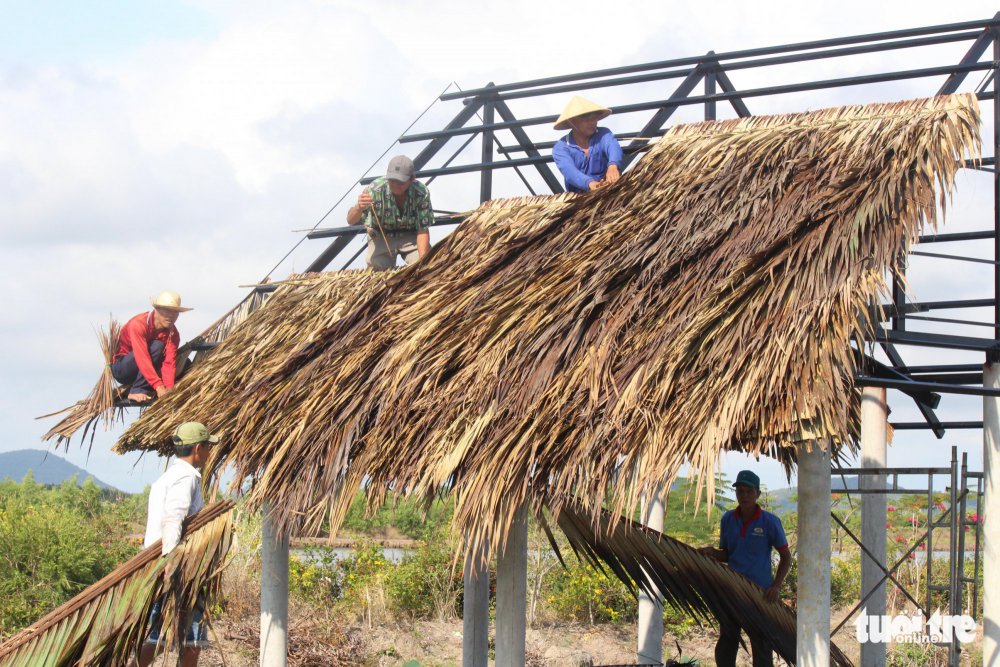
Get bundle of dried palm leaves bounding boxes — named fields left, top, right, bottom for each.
left=118, top=95, right=978, bottom=555
left=0, top=501, right=234, bottom=667
left=39, top=317, right=124, bottom=448
left=552, top=501, right=854, bottom=666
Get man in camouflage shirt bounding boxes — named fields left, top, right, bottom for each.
left=347, top=155, right=433, bottom=270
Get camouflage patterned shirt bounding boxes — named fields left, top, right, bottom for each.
left=362, top=177, right=434, bottom=232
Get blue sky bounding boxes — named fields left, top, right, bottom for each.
left=1, top=0, right=997, bottom=496
left=0, top=1, right=216, bottom=64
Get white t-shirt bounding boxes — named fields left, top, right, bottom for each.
left=144, top=459, right=204, bottom=555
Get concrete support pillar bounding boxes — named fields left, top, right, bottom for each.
left=797, top=439, right=831, bottom=667
left=860, top=387, right=888, bottom=667
left=495, top=504, right=528, bottom=667
left=984, top=359, right=1000, bottom=666
left=636, top=486, right=665, bottom=665
left=462, top=541, right=490, bottom=667
left=260, top=503, right=289, bottom=667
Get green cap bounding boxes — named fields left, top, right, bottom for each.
left=172, top=422, right=220, bottom=446
left=733, top=470, right=760, bottom=490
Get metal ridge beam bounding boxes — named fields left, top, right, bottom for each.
left=403, top=62, right=994, bottom=144
left=481, top=32, right=978, bottom=103
left=441, top=18, right=998, bottom=99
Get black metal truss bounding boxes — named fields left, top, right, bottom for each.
left=297, top=14, right=1000, bottom=436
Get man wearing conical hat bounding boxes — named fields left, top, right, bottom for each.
left=111, top=291, right=191, bottom=403
left=552, top=96, right=623, bottom=193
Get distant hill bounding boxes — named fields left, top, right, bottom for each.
left=0, top=449, right=118, bottom=490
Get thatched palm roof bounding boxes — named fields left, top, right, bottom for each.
left=119, top=95, right=978, bottom=555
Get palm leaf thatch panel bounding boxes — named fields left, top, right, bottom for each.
left=41, top=276, right=288, bottom=446
left=121, top=95, right=978, bottom=554
left=39, top=317, right=125, bottom=447
left=552, top=502, right=854, bottom=666
left=115, top=270, right=390, bottom=457
left=0, top=501, right=233, bottom=667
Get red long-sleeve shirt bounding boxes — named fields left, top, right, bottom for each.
left=114, top=311, right=180, bottom=390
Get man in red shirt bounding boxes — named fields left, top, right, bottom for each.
left=111, top=291, right=191, bottom=403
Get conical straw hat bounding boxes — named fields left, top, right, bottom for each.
left=150, top=290, right=193, bottom=312
left=553, top=96, right=612, bottom=130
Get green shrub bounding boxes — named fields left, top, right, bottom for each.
left=340, top=492, right=454, bottom=540
left=384, top=541, right=462, bottom=620
left=830, top=554, right=860, bottom=608
left=662, top=604, right=697, bottom=638
left=0, top=476, right=141, bottom=637
left=545, top=561, right=635, bottom=624
left=288, top=551, right=340, bottom=602
left=335, top=541, right=392, bottom=621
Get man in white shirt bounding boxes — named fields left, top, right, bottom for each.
left=139, top=421, right=219, bottom=667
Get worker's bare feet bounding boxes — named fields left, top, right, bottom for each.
left=127, top=393, right=153, bottom=403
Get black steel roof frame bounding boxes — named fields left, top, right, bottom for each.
left=299, top=14, right=1000, bottom=435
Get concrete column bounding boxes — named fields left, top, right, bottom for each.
left=462, top=541, right=490, bottom=667
left=984, top=360, right=1000, bottom=666
left=797, top=439, right=831, bottom=667
left=260, top=503, right=289, bottom=667
left=636, top=485, right=665, bottom=665
left=860, top=387, right=887, bottom=667
left=495, top=504, right=528, bottom=667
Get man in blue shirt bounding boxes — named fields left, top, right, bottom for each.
left=552, top=96, right=623, bottom=193
left=700, top=470, right=792, bottom=667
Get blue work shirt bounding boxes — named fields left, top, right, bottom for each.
left=719, top=505, right=788, bottom=588
left=552, top=127, right=623, bottom=192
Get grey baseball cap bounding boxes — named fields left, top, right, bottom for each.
left=386, top=155, right=415, bottom=182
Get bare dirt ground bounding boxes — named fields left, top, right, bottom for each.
left=172, top=615, right=760, bottom=666
left=161, top=605, right=983, bottom=666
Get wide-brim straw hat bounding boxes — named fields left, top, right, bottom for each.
left=150, top=290, right=193, bottom=312
left=553, top=96, right=612, bottom=131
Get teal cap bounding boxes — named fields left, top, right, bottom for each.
left=733, top=470, right=760, bottom=490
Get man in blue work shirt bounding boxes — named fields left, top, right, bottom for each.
left=552, top=96, right=623, bottom=193
left=700, top=470, right=792, bottom=667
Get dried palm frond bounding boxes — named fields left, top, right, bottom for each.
left=38, top=271, right=331, bottom=446
left=38, top=317, right=124, bottom=448
left=114, top=270, right=388, bottom=460
left=552, top=501, right=854, bottom=667
left=0, top=501, right=234, bottom=667
left=117, top=95, right=979, bottom=555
